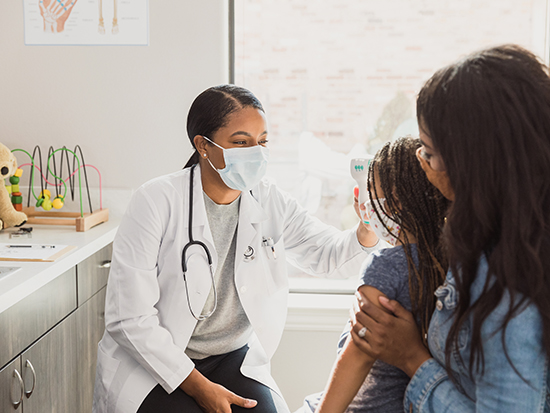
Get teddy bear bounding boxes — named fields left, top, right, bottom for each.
left=0, top=143, right=27, bottom=228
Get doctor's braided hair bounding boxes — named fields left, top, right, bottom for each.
left=184, top=85, right=264, bottom=168
left=368, top=137, right=449, bottom=343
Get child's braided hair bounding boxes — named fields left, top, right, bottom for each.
left=368, top=136, right=449, bottom=342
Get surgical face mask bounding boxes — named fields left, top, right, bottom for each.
left=365, top=197, right=401, bottom=246
left=203, top=136, right=270, bottom=191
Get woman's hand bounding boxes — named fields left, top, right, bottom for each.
left=180, top=369, right=257, bottom=412
left=350, top=290, right=431, bottom=377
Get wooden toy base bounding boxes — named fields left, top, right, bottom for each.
left=22, top=207, right=109, bottom=232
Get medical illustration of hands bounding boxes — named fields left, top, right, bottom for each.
left=39, top=0, right=78, bottom=33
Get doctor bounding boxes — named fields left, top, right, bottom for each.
left=93, top=85, right=380, bottom=413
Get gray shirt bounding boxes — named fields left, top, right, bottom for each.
left=304, top=244, right=418, bottom=413
left=185, top=193, right=253, bottom=360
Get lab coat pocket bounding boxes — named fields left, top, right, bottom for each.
left=261, top=238, right=288, bottom=295
left=94, top=345, right=120, bottom=412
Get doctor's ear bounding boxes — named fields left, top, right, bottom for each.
left=193, top=135, right=210, bottom=156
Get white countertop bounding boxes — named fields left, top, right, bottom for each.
left=0, top=217, right=120, bottom=313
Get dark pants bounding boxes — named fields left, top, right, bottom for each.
left=137, top=345, right=288, bottom=413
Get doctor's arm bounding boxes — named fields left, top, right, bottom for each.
left=315, top=286, right=387, bottom=413
left=278, top=187, right=379, bottom=278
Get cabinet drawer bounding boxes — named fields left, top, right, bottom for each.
left=0, top=268, right=77, bottom=369
left=77, top=244, right=112, bottom=305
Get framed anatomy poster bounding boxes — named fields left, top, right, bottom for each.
left=23, top=0, right=148, bottom=45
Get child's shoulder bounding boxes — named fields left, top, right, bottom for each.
left=358, top=244, right=417, bottom=304
left=361, top=244, right=416, bottom=281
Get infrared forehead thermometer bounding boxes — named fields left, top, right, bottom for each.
left=350, top=158, right=371, bottom=223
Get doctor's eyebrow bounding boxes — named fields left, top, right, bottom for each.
left=230, top=131, right=268, bottom=138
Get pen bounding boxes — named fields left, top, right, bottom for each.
left=6, top=245, right=55, bottom=248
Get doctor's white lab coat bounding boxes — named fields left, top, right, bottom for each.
left=93, top=165, right=375, bottom=413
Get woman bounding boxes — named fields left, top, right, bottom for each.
left=92, top=84, right=380, bottom=413
left=350, top=44, right=550, bottom=412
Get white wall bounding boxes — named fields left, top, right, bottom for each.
left=0, top=1, right=229, bottom=191
left=272, top=294, right=354, bottom=411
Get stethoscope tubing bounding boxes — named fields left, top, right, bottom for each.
left=181, top=164, right=217, bottom=321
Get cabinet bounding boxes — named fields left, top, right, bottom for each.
left=0, top=243, right=112, bottom=413
left=76, top=243, right=112, bottom=412
left=20, top=312, right=78, bottom=412
left=0, top=358, right=22, bottom=412
left=75, top=287, right=107, bottom=413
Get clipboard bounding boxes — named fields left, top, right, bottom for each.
left=0, top=244, right=77, bottom=262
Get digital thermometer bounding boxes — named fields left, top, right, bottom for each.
left=350, top=158, right=371, bottom=223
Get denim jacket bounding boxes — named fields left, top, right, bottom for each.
left=404, top=257, right=550, bottom=412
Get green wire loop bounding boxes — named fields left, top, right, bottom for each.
left=47, top=148, right=83, bottom=218
left=11, top=148, right=84, bottom=218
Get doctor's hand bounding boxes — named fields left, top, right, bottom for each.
left=180, top=369, right=257, bottom=412
left=350, top=290, right=431, bottom=378
left=353, top=187, right=378, bottom=248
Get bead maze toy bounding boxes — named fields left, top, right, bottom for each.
left=11, top=145, right=108, bottom=232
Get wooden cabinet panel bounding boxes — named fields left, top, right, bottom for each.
left=76, top=286, right=106, bottom=413
left=77, top=244, right=112, bottom=306
left=0, top=357, right=23, bottom=412
left=21, top=312, right=78, bottom=413
left=0, top=268, right=77, bottom=369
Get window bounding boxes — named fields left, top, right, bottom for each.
left=234, top=0, right=549, bottom=293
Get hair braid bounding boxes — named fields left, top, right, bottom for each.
left=368, top=137, right=449, bottom=341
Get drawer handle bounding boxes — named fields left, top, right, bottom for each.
left=12, top=369, right=24, bottom=408
left=100, top=260, right=111, bottom=269
left=24, top=359, right=36, bottom=398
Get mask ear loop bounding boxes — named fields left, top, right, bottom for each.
left=202, top=136, right=225, bottom=173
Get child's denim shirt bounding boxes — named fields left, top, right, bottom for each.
left=404, top=257, right=550, bottom=412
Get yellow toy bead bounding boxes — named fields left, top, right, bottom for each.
left=42, top=197, right=53, bottom=211
left=39, top=189, right=51, bottom=198
left=52, top=197, right=64, bottom=209
left=14, top=168, right=23, bottom=178
left=11, top=184, right=19, bottom=193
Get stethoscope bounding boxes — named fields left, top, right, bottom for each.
left=180, top=163, right=277, bottom=320
left=181, top=164, right=217, bottom=321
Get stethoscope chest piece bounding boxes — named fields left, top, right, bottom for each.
left=243, top=246, right=255, bottom=262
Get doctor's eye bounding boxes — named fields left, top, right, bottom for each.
left=259, top=139, right=269, bottom=146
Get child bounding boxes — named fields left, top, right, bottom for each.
left=304, top=136, right=449, bottom=413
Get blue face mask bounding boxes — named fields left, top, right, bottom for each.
left=203, top=136, right=270, bottom=191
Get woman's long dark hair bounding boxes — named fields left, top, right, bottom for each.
left=417, top=44, right=550, bottom=376
left=368, top=137, right=449, bottom=341
left=184, top=85, right=264, bottom=168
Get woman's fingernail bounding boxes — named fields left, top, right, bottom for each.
left=379, top=296, right=390, bottom=305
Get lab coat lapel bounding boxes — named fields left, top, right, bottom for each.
left=235, top=189, right=268, bottom=273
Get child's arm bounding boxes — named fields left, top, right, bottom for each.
left=316, top=286, right=391, bottom=413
